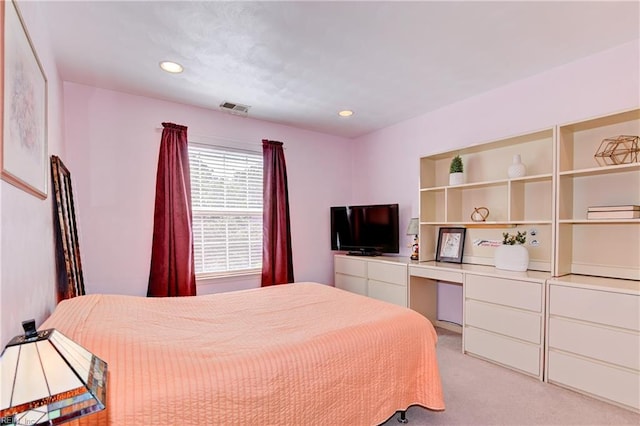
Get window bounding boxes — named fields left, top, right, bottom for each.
left=188, top=143, right=262, bottom=276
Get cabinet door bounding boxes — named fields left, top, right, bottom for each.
left=548, top=316, right=639, bottom=370
left=368, top=280, right=407, bottom=307
left=548, top=350, right=640, bottom=411
left=368, top=261, right=406, bottom=286
left=464, top=327, right=540, bottom=377
left=465, top=300, right=541, bottom=344
left=334, top=256, right=366, bottom=277
left=465, top=274, right=542, bottom=313
left=335, top=273, right=366, bottom=296
left=549, top=285, right=640, bottom=330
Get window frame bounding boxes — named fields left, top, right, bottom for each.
left=188, top=142, right=263, bottom=279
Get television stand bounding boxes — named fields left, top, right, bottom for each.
left=347, top=249, right=381, bottom=257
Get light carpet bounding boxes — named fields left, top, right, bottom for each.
left=381, top=327, right=639, bottom=425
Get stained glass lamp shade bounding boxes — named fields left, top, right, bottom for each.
left=0, top=321, right=107, bottom=425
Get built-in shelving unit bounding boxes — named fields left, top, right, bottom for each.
left=416, top=107, right=639, bottom=412
left=419, top=128, right=555, bottom=271
left=555, top=108, right=640, bottom=280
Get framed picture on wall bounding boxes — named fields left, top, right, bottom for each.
left=435, top=227, right=466, bottom=263
left=1, top=0, right=48, bottom=199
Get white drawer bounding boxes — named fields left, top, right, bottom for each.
left=464, top=327, right=540, bottom=377
left=465, top=274, right=542, bottom=313
left=368, top=261, right=406, bottom=286
left=549, top=285, right=640, bottom=331
left=548, top=350, right=640, bottom=410
left=465, top=300, right=541, bottom=344
left=334, top=256, right=366, bottom=277
left=548, top=317, right=640, bottom=370
left=335, top=273, right=366, bottom=296
left=409, top=265, right=463, bottom=283
left=368, top=280, right=407, bottom=307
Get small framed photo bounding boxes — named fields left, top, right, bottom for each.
left=436, top=227, right=466, bottom=263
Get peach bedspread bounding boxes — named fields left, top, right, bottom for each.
left=41, top=282, right=444, bottom=425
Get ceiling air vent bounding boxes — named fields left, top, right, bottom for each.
left=219, top=101, right=250, bottom=117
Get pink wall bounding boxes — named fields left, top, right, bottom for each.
left=1, top=1, right=66, bottom=347
left=62, top=83, right=353, bottom=296
left=351, top=40, right=639, bottom=324
left=352, top=40, right=639, bottom=215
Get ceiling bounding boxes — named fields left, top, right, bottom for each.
left=40, top=1, right=639, bottom=139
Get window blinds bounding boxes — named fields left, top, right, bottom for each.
left=188, top=144, right=263, bottom=275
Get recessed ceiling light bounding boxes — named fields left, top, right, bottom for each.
left=338, top=110, right=354, bottom=117
left=159, top=61, right=183, bottom=74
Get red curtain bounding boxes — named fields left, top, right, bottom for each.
left=261, top=140, right=294, bottom=286
left=147, top=123, right=197, bottom=297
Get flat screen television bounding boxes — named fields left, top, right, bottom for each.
left=330, top=204, right=399, bottom=256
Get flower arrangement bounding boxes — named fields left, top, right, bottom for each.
left=449, top=155, right=464, bottom=173
left=502, top=231, right=526, bottom=245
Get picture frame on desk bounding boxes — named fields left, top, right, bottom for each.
left=436, top=227, right=466, bottom=263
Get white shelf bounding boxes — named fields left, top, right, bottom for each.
left=420, top=173, right=553, bottom=192
left=559, top=162, right=639, bottom=177
left=559, top=219, right=640, bottom=224
left=422, top=220, right=551, bottom=226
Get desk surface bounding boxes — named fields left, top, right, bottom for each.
left=410, top=261, right=551, bottom=283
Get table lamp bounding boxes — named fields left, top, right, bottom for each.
left=0, top=320, right=107, bottom=425
left=406, top=217, right=419, bottom=260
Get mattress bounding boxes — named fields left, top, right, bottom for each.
left=41, top=282, right=444, bottom=425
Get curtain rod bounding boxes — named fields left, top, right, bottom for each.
left=154, top=127, right=285, bottom=151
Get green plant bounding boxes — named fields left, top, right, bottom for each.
left=502, top=231, right=527, bottom=245
left=450, top=155, right=463, bottom=173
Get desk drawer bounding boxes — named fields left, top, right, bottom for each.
left=465, top=327, right=540, bottom=377
left=465, top=300, right=541, bottom=344
left=548, top=317, right=639, bottom=370
left=465, top=274, right=542, bottom=312
left=549, top=285, right=639, bottom=330
left=335, top=256, right=366, bottom=277
left=368, top=261, right=406, bottom=286
left=409, top=266, right=463, bottom=283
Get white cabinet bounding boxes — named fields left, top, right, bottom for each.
left=334, top=256, right=367, bottom=296
left=334, top=255, right=408, bottom=307
left=464, top=273, right=546, bottom=379
left=546, top=277, right=640, bottom=411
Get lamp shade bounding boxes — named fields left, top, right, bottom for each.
left=406, top=218, right=419, bottom=236
left=0, top=322, right=107, bottom=425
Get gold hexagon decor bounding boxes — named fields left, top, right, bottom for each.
left=594, top=135, right=639, bottom=166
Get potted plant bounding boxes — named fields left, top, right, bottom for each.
left=494, top=231, right=529, bottom=271
left=449, top=155, right=464, bottom=185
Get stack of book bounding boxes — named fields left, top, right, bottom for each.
left=587, top=205, right=640, bottom=219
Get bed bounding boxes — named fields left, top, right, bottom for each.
left=41, top=282, right=444, bottom=425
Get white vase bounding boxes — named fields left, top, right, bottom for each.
left=449, top=172, right=464, bottom=186
left=508, top=154, right=526, bottom=178
left=494, top=244, right=529, bottom=271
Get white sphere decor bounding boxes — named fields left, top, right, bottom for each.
left=508, top=154, right=526, bottom=178
left=494, top=244, right=529, bottom=272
